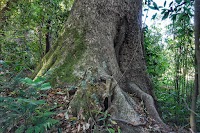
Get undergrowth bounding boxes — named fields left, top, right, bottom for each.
left=0, top=61, right=58, bottom=133
left=0, top=61, right=120, bottom=133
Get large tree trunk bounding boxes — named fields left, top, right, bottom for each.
left=34, top=0, right=170, bottom=132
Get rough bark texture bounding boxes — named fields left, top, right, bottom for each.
left=190, top=0, right=200, bottom=132
left=34, top=0, right=170, bottom=132
left=45, top=20, right=51, bottom=54
left=195, top=0, right=200, bottom=94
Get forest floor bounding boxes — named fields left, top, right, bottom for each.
left=39, top=88, right=190, bottom=133
left=0, top=70, right=191, bottom=133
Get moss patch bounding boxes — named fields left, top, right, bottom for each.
left=49, top=28, right=87, bottom=86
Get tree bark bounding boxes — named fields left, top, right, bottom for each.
left=190, top=0, right=200, bottom=132
left=194, top=0, right=200, bottom=94
left=34, top=0, right=170, bottom=132
left=45, top=20, right=51, bottom=54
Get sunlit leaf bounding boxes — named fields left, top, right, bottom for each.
left=16, top=125, right=26, bottom=133
left=21, top=77, right=34, bottom=85
left=107, top=128, right=115, bottom=133
left=40, top=83, right=51, bottom=90
left=64, top=112, right=69, bottom=119
left=110, top=119, right=117, bottom=125
left=33, top=77, right=46, bottom=85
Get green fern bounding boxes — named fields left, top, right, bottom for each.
left=0, top=77, right=58, bottom=133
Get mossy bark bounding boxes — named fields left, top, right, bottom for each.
left=34, top=0, right=171, bottom=132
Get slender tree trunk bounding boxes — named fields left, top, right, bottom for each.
left=195, top=0, right=200, bottom=94
left=190, top=0, right=200, bottom=132
left=45, top=20, right=51, bottom=54
left=190, top=63, right=198, bottom=133
left=34, top=0, right=170, bottom=132
left=38, top=23, right=44, bottom=58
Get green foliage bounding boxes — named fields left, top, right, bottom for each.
left=144, top=26, right=168, bottom=86
left=149, top=2, right=159, bottom=10
left=163, top=0, right=195, bottom=126
left=0, top=0, right=72, bottom=72
left=156, top=88, right=190, bottom=124
left=143, top=0, right=200, bottom=128
left=0, top=60, right=24, bottom=91
left=91, top=110, right=121, bottom=133
left=144, top=0, right=160, bottom=10
left=144, top=22, right=197, bottom=127
left=160, top=0, right=194, bottom=21
left=0, top=75, right=58, bottom=133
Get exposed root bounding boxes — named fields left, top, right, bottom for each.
left=111, top=118, right=146, bottom=127
left=66, top=68, right=172, bottom=133
left=128, top=82, right=171, bottom=132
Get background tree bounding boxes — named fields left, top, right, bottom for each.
left=190, top=0, right=200, bottom=132
left=144, top=0, right=199, bottom=131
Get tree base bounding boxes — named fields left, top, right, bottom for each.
left=67, top=72, right=171, bottom=133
